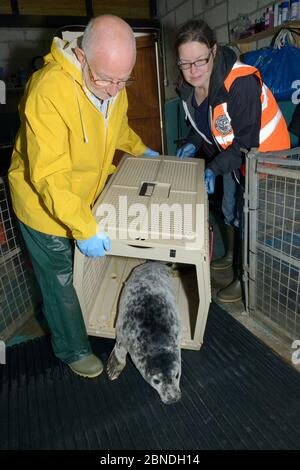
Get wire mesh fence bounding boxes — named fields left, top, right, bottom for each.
left=245, top=147, right=300, bottom=340
left=0, top=177, right=39, bottom=341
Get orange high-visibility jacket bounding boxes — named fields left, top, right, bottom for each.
left=211, top=62, right=290, bottom=154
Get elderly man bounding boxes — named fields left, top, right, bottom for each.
left=9, top=15, right=158, bottom=378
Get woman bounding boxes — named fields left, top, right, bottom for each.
left=175, top=19, right=290, bottom=303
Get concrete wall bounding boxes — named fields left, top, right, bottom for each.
left=0, top=28, right=55, bottom=85
left=157, top=0, right=275, bottom=100
left=0, top=0, right=275, bottom=92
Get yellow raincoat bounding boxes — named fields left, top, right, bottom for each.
left=9, top=37, right=147, bottom=240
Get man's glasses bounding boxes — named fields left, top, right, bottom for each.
left=85, top=57, right=134, bottom=88
left=177, top=50, right=212, bottom=70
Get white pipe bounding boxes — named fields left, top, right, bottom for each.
left=155, top=40, right=165, bottom=154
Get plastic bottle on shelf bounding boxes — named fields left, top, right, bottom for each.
left=269, top=6, right=275, bottom=27
left=274, top=2, right=280, bottom=26
left=290, top=0, right=299, bottom=20
left=265, top=8, right=270, bottom=28
left=260, top=13, right=266, bottom=30
left=281, top=1, right=290, bottom=23
left=277, top=2, right=283, bottom=25
left=265, top=6, right=274, bottom=28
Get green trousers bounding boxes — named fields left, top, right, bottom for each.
left=19, top=220, right=91, bottom=363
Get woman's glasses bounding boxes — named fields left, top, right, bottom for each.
left=177, top=50, right=212, bottom=70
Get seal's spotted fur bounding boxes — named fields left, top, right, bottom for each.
left=107, top=261, right=182, bottom=404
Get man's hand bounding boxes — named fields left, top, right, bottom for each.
left=204, top=168, right=216, bottom=194
left=143, top=147, right=159, bottom=157
left=76, top=232, right=110, bottom=257
left=176, top=143, right=196, bottom=159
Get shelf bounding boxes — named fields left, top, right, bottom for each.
left=6, top=87, right=24, bottom=91
left=230, top=20, right=300, bottom=52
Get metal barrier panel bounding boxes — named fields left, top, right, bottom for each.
left=245, top=148, right=300, bottom=339
left=0, top=177, right=38, bottom=340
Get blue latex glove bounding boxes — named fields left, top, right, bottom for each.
left=76, top=232, right=110, bottom=257
left=143, top=147, right=159, bottom=157
left=204, top=168, right=216, bottom=194
left=176, top=143, right=196, bottom=159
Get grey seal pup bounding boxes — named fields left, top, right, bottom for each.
left=107, top=261, right=182, bottom=405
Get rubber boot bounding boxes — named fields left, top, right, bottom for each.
left=69, top=354, right=103, bottom=378
left=211, top=224, right=235, bottom=270
left=217, top=235, right=243, bottom=303
left=217, top=278, right=242, bottom=303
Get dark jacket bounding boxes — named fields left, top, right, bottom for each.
left=289, top=103, right=300, bottom=139
left=176, top=46, right=262, bottom=176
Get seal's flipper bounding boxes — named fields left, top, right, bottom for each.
left=107, top=344, right=127, bottom=380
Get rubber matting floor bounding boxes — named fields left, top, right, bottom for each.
left=1, top=302, right=300, bottom=450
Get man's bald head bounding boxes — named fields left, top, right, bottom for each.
left=82, top=15, right=136, bottom=69
left=76, top=15, right=136, bottom=100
